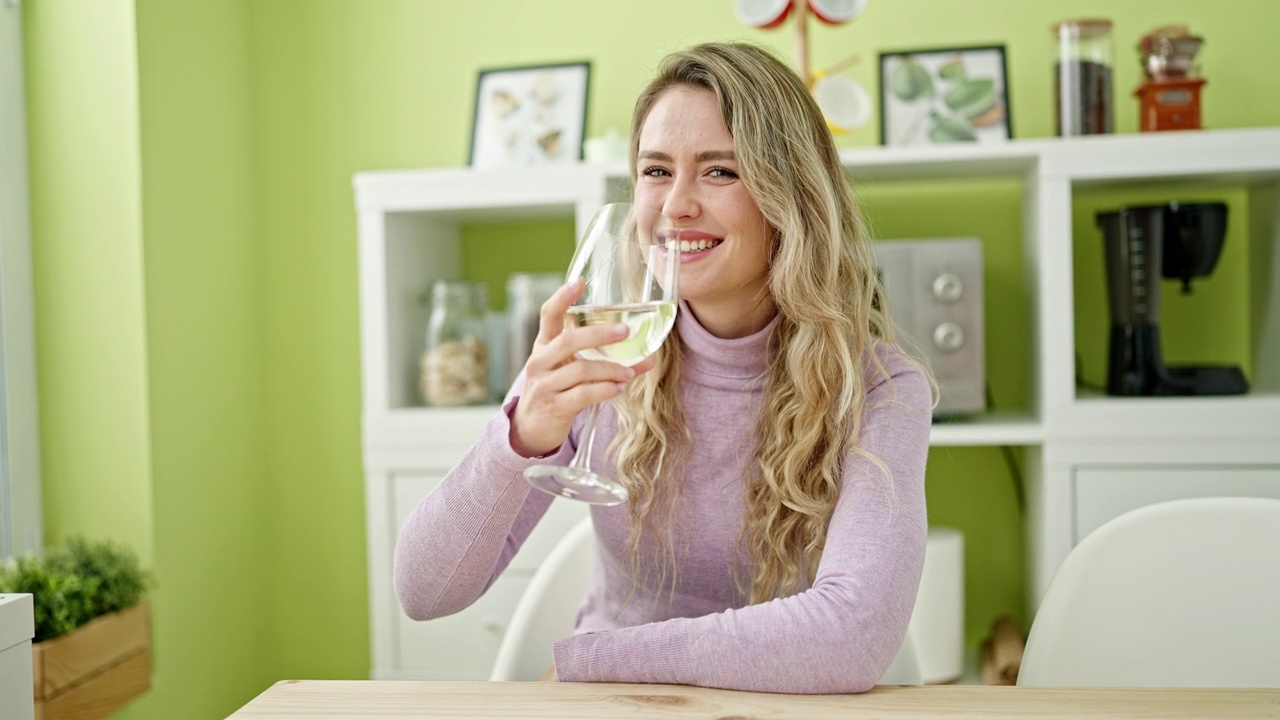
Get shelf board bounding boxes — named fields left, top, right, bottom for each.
left=1057, top=390, right=1280, bottom=441
left=930, top=410, right=1043, bottom=447
left=839, top=128, right=1280, bottom=186
left=354, top=129, right=1280, bottom=212
left=840, top=142, right=1042, bottom=182
left=1043, top=127, right=1280, bottom=185
left=354, top=164, right=605, bottom=215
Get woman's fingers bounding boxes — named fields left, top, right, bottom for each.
left=530, top=317, right=633, bottom=378
left=510, top=357, right=630, bottom=458
left=547, top=375, right=630, bottom=414
left=549, top=355, right=635, bottom=392
left=628, top=354, right=659, bottom=377
left=534, top=279, right=582, bottom=346
left=548, top=322, right=630, bottom=366
left=510, top=277, right=662, bottom=457
left=529, top=278, right=617, bottom=371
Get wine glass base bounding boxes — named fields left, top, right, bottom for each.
left=524, top=464, right=629, bottom=506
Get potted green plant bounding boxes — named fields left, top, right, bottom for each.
left=0, top=537, right=151, bottom=720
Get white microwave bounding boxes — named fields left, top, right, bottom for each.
left=873, top=238, right=986, bottom=416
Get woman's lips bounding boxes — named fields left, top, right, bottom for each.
left=670, top=229, right=719, bottom=241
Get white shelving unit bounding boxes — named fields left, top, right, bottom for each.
left=355, top=127, right=1280, bottom=681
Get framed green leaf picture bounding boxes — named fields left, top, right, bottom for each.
left=879, top=45, right=1012, bottom=146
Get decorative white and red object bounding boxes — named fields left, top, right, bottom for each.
left=808, top=0, right=867, bottom=25
left=734, top=0, right=793, bottom=28
left=733, top=0, right=871, bottom=133
left=736, top=0, right=866, bottom=27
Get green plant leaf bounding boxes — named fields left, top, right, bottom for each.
left=939, top=58, right=967, bottom=81
left=890, top=58, right=934, bottom=102
left=944, top=78, right=997, bottom=118
left=928, top=111, right=978, bottom=143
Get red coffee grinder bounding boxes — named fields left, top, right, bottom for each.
left=1135, top=25, right=1206, bottom=131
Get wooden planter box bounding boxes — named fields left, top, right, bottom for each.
left=32, top=602, right=151, bottom=720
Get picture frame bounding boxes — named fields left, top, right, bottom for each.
left=469, top=61, right=590, bottom=169
left=878, top=45, right=1012, bottom=147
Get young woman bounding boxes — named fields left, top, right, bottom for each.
left=394, top=41, right=933, bottom=694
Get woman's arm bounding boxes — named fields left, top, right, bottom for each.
left=551, top=359, right=932, bottom=694
left=392, top=394, right=570, bottom=621
left=395, top=278, right=651, bottom=621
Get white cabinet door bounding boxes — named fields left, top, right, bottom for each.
left=1073, top=466, right=1280, bottom=545
left=388, top=471, right=588, bottom=678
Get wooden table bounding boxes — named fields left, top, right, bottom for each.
left=227, top=680, right=1280, bottom=719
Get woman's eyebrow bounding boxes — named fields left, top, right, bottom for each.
left=636, top=150, right=737, bottom=162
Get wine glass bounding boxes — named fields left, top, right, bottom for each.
left=523, top=203, right=679, bottom=505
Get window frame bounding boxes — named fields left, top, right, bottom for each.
left=1, top=0, right=44, bottom=560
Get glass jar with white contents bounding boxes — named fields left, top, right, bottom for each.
left=420, top=280, right=490, bottom=407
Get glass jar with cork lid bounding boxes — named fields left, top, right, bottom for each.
left=420, top=280, right=490, bottom=407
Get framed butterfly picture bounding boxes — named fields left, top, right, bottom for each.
left=469, top=61, right=591, bottom=168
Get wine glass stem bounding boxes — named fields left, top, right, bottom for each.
left=568, top=402, right=601, bottom=472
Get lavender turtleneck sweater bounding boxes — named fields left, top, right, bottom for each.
left=394, top=306, right=932, bottom=694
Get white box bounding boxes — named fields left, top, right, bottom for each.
left=0, top=593, right=35, bottom=720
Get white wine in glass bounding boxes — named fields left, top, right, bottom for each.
left=523, top=203, right=679, bottom=505
left=564, top=301, right=677, bottom=366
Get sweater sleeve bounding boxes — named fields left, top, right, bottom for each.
left=393, top=386, right=575, bottom=621
left=551, top=358, right=932, bottom=693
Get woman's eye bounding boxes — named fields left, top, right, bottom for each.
left=708, top=166, right=739, bottom=179
left=640, top=166, right=671, bottom=178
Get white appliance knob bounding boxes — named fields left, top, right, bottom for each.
left=933, top=323, right=965, bottom=353
left=932, top=273, right=964, bottom=303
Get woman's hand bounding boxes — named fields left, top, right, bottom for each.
left=509, top=279, right=657, bottom=457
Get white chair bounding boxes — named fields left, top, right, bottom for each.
left=489, top=517, right=595, bottom=681
left=490, top=516, right=923, bottom=685
left=1018, top=496, right=1280, bottom=688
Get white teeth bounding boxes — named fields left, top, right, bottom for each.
left=678, top=239, right=720, bottom=253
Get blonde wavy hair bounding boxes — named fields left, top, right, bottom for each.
left=609, top=42, right=900, bottom=605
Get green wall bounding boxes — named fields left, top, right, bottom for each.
left=130, top=0, right=275, bottom=716
left=25, top=0, right=153, bottom=566
left=24, top=1, right=1280, bottom=717
left=247, top=0, right=369, bottom=680
left=26, top=0, right=272, bottom=717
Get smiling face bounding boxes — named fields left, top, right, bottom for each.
left=633, top=86, right=776, bottom=339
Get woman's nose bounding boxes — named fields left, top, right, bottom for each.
left=662, top=177, right=700, bottom=220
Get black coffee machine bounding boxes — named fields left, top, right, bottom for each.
left=1095, top=201, right=1249, bottom=396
